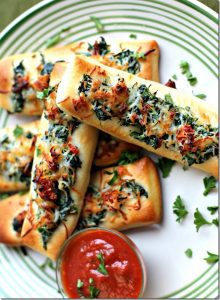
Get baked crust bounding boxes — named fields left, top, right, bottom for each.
left=79, top=157, right=162, bottom=230
left=21, top=100, right=98, bottom=260
left=94, top=133, right=139, bottom=167
left=0, top=120, right=40, bottom=192
left=0, top=193, right=30, bottom=245
left=56, top=55, right=218, bottom=177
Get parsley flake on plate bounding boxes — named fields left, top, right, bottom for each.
left=207, top=206, right=218, bottom=215
left=129, top=33, right=137, bottom=39
left=90, top=16, right=105, bottom=33
left=204, top=251, right=219, bottom=264
left=180, top=61, right=197, bottom=86
left=203, top=176, right=216, bottom=196
left=194, top=208, right=211, bottom=232
left=173, top=195, right=188, bottom=223
left=185, top=248, right=193, bottom=258
left=157, top=157, right=175, bottom=178
left=195, top=93, right=206, bottom=99
left=212, top=218, right=219, bottom=227
left=45, top=27, right=71, bottom=48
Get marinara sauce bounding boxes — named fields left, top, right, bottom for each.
left=59, top=228, right=146, bottom=298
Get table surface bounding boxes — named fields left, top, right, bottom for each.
left=0, top=0, right=218, bottom=32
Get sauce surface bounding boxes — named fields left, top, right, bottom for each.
left=60, top=229, right=143, bottom=298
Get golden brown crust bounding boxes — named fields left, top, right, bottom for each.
left=0, top=120, right=40, bottom=192
left=21, top=114, right=98, bottom=260
left=94, top=133, right=139, bottom=167
left=0, top=193, right=30, bottom=246
left=56, top=56, right=218, bottom=178
left=80, top=157, right=162, bottom=230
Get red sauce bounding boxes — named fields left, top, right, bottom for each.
left=60, top=229, right=144, bottom=298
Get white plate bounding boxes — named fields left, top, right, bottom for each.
left=0, top=0, right=218, bottom=298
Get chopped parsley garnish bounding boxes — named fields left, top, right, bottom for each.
left=77, top=279, right=84, bottom=289
left=46, top=34, right=61, bottom=48
left=37, top=86, right=54, bottom=100
left=172, top=74, right=177, bottom=80
left=207, top=206, right=218, bottom=215
left=194, top=208, right=211, bottom=232
left=90, top=16, right=105, bottom=33
left=108, top=170, right=118, bottom=185
left=19, top=190, right=28, bottom=196
left=36, top=147, right=42, bottom=157
left=129, top=33, right=137, bottom=39
left=40, top=258, right=56, bottom=270
left=186, top=71, right=197, bottom=86
left=173, top=195, right=188, bottom=223
left=13, top=125, right=24, bottom=138
left=195, top=94, right=206, bottom=99
left=203, top=176, right=216, bottom=196
left=45, top=27, right=71, bottom=48
left=157, top=157, right=175, bottom=178
left=180, top=61, right=197, bottom=86
left=164, top=93, right=173, bottom=103
left=117, top=151, right=139, bottom=165
left=0, top=193, right=10, bottom=200
left=97, top=251, right=108, bottom=275
left=204, top=251, right=219, bottom=264
left=180, top=61, right=190, bottom=74
left=77, top=279, right=84, bottom=298
left=185, top=248, right=193, bottom=258
left=212, top=218, right=219, bottom=227
left=88, top=278, right=100, bottom=298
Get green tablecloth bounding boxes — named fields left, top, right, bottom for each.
left=0, top=0, right=218, bottom=32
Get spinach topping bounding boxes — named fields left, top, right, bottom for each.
left=12, top=217, right=23, bottom=233
left=117, top=151, right=139, bottom=165
left=78, top=209, right=107, bottom=230
left=78, top=74, right=92, bottom=96
left=92, top=100, right=112, bottom=120
left=40, top=62, right=54, bottom=75
left=25, top=132, right=34, bottom=139
left=40, top=53, right=54, bottom=75
left=54, top=124, right=69, bottom=142
left=56, top=188, right=78, bottom=220
left=114, top=49, right=144, bottom=74
left=38, top=226, right=54, bottom=250
left=122, top=180, right=148, bottom=197
left=65, top=151, right=82, bottom=169
left=14, top=61, right=25, bottom=76
left=11, top=61, right=28, bottom=112
left=88, top=37, right=110, bottom=56
left=0, top=135, right=10, bottom=147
